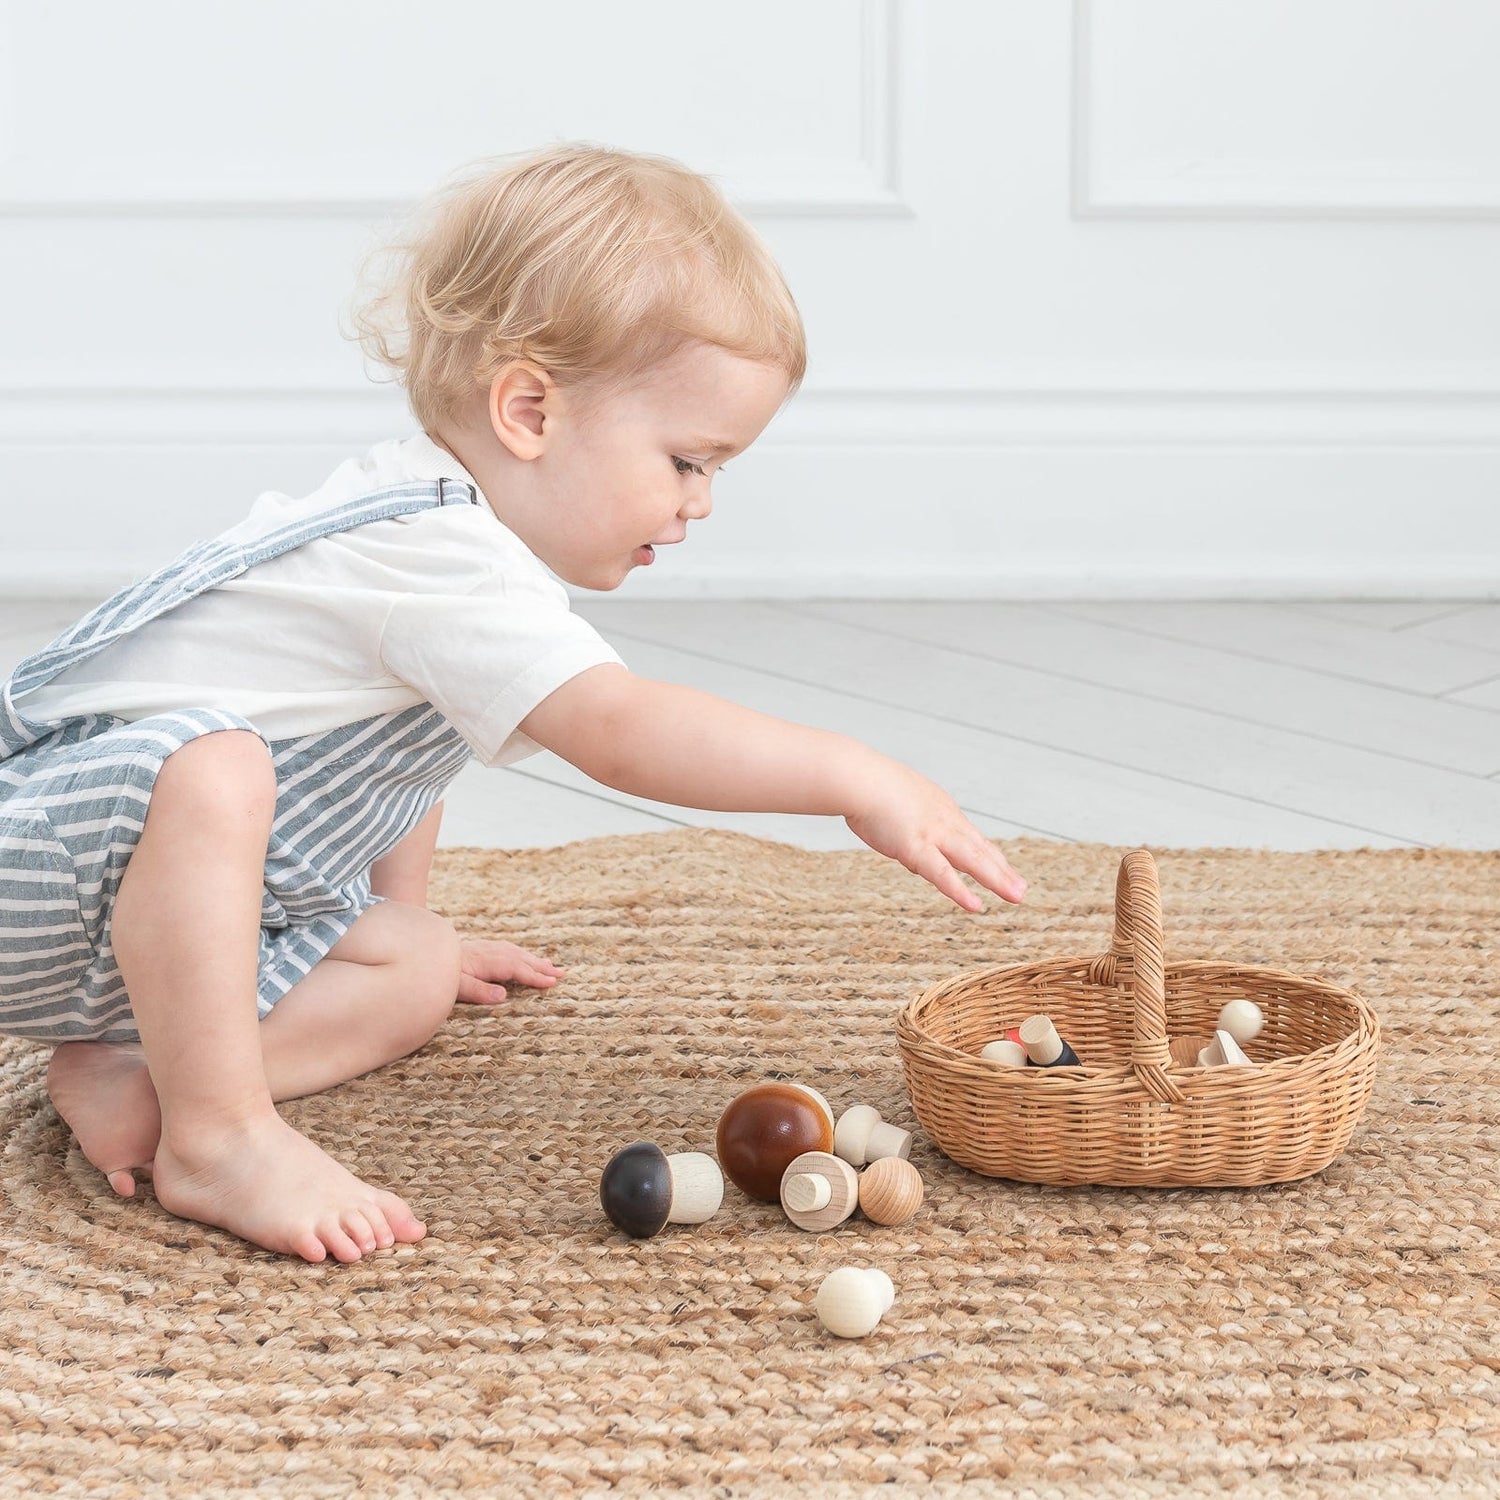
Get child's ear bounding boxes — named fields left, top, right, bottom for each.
left=488, top=361, right=553, bottom=460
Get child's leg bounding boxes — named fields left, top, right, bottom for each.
left=257, top=898, right=462, bottom=1100
left=104, top=729, right=432, bottom=1263
left=48, top=897, right=461, bottom=1214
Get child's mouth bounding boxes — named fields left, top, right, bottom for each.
left=634, top=544, right=655, bottom=566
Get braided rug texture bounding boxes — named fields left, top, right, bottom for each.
left=1, top=830, right=1496, bottom=1497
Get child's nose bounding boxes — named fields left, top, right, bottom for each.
left=681, top=490, right=713, bottom=522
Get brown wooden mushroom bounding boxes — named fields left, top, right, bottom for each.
left=715, top=1082, right=835, bottom=1201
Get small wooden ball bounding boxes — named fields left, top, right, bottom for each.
left=716, top=1083, right=836, bottom=1202
left=858, top=1156, right=924, bottom=1226
left=780, top=1150, right=859, bottom=1231
left=816, top=1267, right=895, bottom=1338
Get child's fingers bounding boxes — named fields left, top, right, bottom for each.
left=463, top=939, right=566, bottom=976
left=509, top=947, right=561, bottom=970
left=515, top=964, right=560, bottom=986
left=457, top=973, right=509, bottom=1006
left=934, top=837, right=1027, bottom=909
left=912, top=848, right=985, bottom=913
left=948, top=833, right=1027, bottom=905
left=462, top=955, right=564, bottom=991
left=504, top=944, right=564, bottom=975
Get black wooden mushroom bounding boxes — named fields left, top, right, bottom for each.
left=599, top=1142, right=724, bottom=1238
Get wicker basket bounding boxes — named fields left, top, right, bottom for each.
left=896, top=849, right=1381, bottom=1187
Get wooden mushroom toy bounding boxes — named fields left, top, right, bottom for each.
left=816, top=1267, right=896, bottom=1338
left=1198, top=1029, right=1254, bottom=1068
left=1218, top=999, right=1264, bottom=1045
left=980, top=1039, right=1027, bottom=1067
left=780, top=1150, right=860, bottom=1231
left=858, top=1156, right=924, bottom=1227
left=716, top=1083, right=835, bottom=1202
left=1168, top=1034, right=1213, bottom=1068
left=1019, top=1014, right=1081, bottom=1068
left=599, top=1142, right=724, bottom=1239
left=833, top=1105, right=912, bottom=1167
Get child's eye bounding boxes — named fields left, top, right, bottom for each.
left=672, top=457, right=727, bottom=476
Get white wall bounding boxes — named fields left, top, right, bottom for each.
left=1, top=0, right=1496, bottom=600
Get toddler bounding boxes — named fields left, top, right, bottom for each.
left=0, top=143, right=1027, bottom=1265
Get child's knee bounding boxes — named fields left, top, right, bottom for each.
left=388, top=905, right=462, bottom=1040
left=418, top=909, right=463, bottom=1020
left=153, top=729, right=276, bottom=829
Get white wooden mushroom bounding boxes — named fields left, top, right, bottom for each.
left=833, top=1105, right=912, bottom=1167
left=815, top=1267, right=896, bottom=1338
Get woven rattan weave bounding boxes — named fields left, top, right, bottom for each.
left=897, top=849, right=1381, bottom=1186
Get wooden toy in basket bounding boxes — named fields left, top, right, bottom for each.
left=896, top=849, right=1380, bottom=1187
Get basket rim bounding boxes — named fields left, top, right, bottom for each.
left=896, top=954, right=1379, bottom=1083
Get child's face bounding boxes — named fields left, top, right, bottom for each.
left=483, top=341, right=792, bottom=591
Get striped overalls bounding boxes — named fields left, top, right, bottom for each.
left=0, top=480, right=478, bottom=1044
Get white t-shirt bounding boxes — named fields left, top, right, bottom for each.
left=19, top=434, right=625, bottom=768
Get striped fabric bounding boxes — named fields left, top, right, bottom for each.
left=0, top=480, right=478, bottom=1043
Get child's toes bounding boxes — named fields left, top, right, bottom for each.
left=362, top=1206, right=396, bottom=1248
left=377, top=1190, right=427, bottom=1241
left=341, top=1209, right=379, bottom=1254
left=292, top=1228, right=329, bottom=1264
left=319, top=1220, right=366, bottom=1263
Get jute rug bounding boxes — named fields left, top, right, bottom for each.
left=1, top=830, right=1496, bottom=1497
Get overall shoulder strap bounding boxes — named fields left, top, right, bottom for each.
left=0, top=477, right=478, bottom=759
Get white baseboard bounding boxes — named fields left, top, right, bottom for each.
left=2, top=377, right=1497, bottom=601
left=2, top=564, right=1494, bottom=603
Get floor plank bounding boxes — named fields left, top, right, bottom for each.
left=3, top=597, right=1497, bottom=850
left=784, top=599, right=1500, bottom=776
left=578, top=601, right=1500, bottom=847
left=1050, top=600, right=1500, bottom=695
left=1294, top=601, right=1480, bottom=632
left=556, top=629, right=1406, bottom=850
left=437, top=760, right=679, bottom=849
left=1401, top=603, right=1500, bottom=655
left=1452, top=676, right=1500, bottom=712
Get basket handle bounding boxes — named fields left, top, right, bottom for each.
left=1085, top=849, right=1184, bottom=1105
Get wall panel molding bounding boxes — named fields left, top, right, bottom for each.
left=3, top=377, right=1494, bottom=600
left=1072, top=0, right=1500, bottom=219
left=0, top=1, right=908, bottom=220
left=4, top=373, right=1499, bottom=446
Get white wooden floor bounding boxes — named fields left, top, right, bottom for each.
left=3, top=599, right=1499, bottom=851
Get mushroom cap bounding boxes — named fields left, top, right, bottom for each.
left=1217, top=998, right=1264, bottom=1044
left=816, top=1267, right=895, bottom=1338
left=599, top=1141, right=672, bottom=1238
left=716, top=1083, right=836, bottom=1202
left=833, top=1104, right=880, bottom=1166
left=980, top=1039, right=1027, bottom=1068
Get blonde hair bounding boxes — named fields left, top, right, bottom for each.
left=346, top=142, right=807, bottom=431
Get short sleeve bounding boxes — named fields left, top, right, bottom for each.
left=378, top=570, right=624, bottom=768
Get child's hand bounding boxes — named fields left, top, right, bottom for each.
left=844, top=761, right=1027, bottom=912
left=457, top=939, right=566, bottom=1006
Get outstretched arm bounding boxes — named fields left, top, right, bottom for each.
left=519, top=664, right=1028, bottom=911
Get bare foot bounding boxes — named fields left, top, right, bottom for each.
left=150, top=1112, right=427, bottom=1264
left=47, top=1041, right=162, bottom=1197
